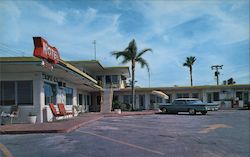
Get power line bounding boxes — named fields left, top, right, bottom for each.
left=0, top=42, right=26, bottom=56
left=0, top=47, right=22, bottom=56
left=0, top=47, right=21, bottom=55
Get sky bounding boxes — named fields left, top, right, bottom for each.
left=0, top=0, right=249, bottom=87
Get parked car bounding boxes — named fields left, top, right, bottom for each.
left=159, top=98, right=219, bottom=115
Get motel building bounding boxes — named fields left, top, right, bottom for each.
left=0, top=37, right=250, bottom=124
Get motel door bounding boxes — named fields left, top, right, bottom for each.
left=207, top=93, right=212, bottom=103
left=78, top=94, right=83, bottom=111
left=139, top=95, right=145, bottom=110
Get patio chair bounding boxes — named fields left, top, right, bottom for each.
left=57, top=103, right=73, bottom=117
left=1, top=105, right=20, bottom=124
left=49, top=103, right=64, bottom=118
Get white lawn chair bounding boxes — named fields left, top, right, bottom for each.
left=0, top=106, right=19, bottom=125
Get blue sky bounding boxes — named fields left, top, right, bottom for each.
left=0, top=0, right=249, bottom=87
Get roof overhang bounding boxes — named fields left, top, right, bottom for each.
left=69, top=60, right=130, bottom=78
left=0, top=57, right=102, bottom=91
left=152, top=90, right=169, bottom=99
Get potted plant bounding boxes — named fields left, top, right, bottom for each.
left=27, top=112, right=37, bottom=124
left=112, top=101, right=122, bottom=114
left=72, top=105, right=81, bottom=116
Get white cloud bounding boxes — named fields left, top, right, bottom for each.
left=24, top=1, right=66, bottom=24
left=0, top=1, right=21, bottom=42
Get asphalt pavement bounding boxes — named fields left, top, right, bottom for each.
left=0, top=110, right=249, bottom=157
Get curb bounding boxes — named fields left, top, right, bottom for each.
left=103, top=112, right=157, bottom=117
left=0, top=116, right=103, bottom=134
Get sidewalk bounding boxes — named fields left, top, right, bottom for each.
left=0, top=111, right=156, bottom=134
left=0, top=113, right=103, bottom=134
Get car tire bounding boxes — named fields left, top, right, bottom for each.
left=189, top=108, right=196, bottom=115
left=201, top=111, right=207, bottom=115
left=161, top=108, right=167, bottom=113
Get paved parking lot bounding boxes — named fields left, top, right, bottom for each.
left=0, top=110, right=249, bottom=157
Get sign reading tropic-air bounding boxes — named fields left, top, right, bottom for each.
left=33, top=37, right=60, bottom=64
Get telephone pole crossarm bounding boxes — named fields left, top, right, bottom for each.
left=211, top=65, right=223, bottom=85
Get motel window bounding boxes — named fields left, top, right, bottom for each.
left=17, top=81, right=33, bottom=105
left=150, top=94, right=156, bottom=103
left=213, top=92, right=220, bottom=101
left=96, top=76, right=102, bottom=81
left=207, top=93, right=212, bottom=103
left=176, top=93, right=189, bottom=98
left=192, top=93, right=199, bottom=99
left=0, top=81, right=15, bottom=106
left=0, top=81, right=33, bottom=106
left=166, top=94, right=172, bottom=103
left=44, top=82, right=57, bottom=105
left=87, top=95, right=90, bottom=106
left=65, top=87, right=73, bottom=105
left=236, top=92, right=243, bottom=100
left=78, top=94, right=83, bottom=105
left=105, top=76, right=111, bottom=84
left=123, top=95, right=132, bottom=104
left=96, top=76, right=103, bottom=86
left=156, top=97, right=163, bottom=103
left=112, top=75, right=118, bottom=84
left=113, top=95, right=119, bottom=102
left=84, top=95, right=90, bottom=106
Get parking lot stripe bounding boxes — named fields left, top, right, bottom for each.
left=0, top=143, right=13, bottom=157
left=77, top=130, right=165, bottom=156
left=198, top=124, right=232, bottom=133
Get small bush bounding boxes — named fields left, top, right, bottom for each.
left=112, top=101, right=131, bottom=111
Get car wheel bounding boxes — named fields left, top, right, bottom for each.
left=201, top=111, right=207, bottom=115
left=161, top=108, right=167, bottom=113
left=189, top=108, right=196, bottom=115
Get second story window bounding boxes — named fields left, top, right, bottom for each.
left=112, top=75, right=118, bottom=84
left=105, top=76, right=111, bottom=84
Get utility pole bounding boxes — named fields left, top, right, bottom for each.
left=92, top=40, right=96, bottom=60
left=211, top=65, right=223, bottom=85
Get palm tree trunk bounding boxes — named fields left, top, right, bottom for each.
left=190, top=67, right=193, bottom=86
left=131, top=61, right=135, bottom=111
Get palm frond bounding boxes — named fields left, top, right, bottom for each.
left=136, top=48, right=152, bottom=60
left=136, top=57, right=150, bottom=72
left=183, top=63, right=189, bottom=67
left=126, top=39, right=137, bottom=59
left=111, top=51, right=126, bottom=59
left=183, top=56, right=196, bottom=67
left=111, top=50, right=133, bottom=64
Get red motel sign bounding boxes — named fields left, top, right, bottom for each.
left=33, top=37, right=60, bottom=64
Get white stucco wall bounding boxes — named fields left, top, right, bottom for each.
left=0, top=72, right=43, bottom=123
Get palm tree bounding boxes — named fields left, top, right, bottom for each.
left=183, top=56, right=196, bottom=86
left=112, top=39, right=152, bottom=110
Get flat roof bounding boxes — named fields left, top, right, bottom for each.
left=0, top=57, right=102, bottom=90
left=68, top=60, right=130, bottom=77
left=118, top=84, right=250, bottom=92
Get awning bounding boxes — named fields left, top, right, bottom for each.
left=152, top=90, right=169, bottom=99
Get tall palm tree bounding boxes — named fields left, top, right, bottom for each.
left=112, top=39, right=152, bottom=110
left=183, top=56, right=196, bottom=86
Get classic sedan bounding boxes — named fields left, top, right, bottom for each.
left=159, top=98, right=219, bottom=115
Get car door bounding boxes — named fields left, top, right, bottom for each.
left=172, top=100, right=186, bottom=112
left=178, top=100, right=187, bottom=112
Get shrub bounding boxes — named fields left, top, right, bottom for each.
left=112, top=101, right=131, bottom=111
